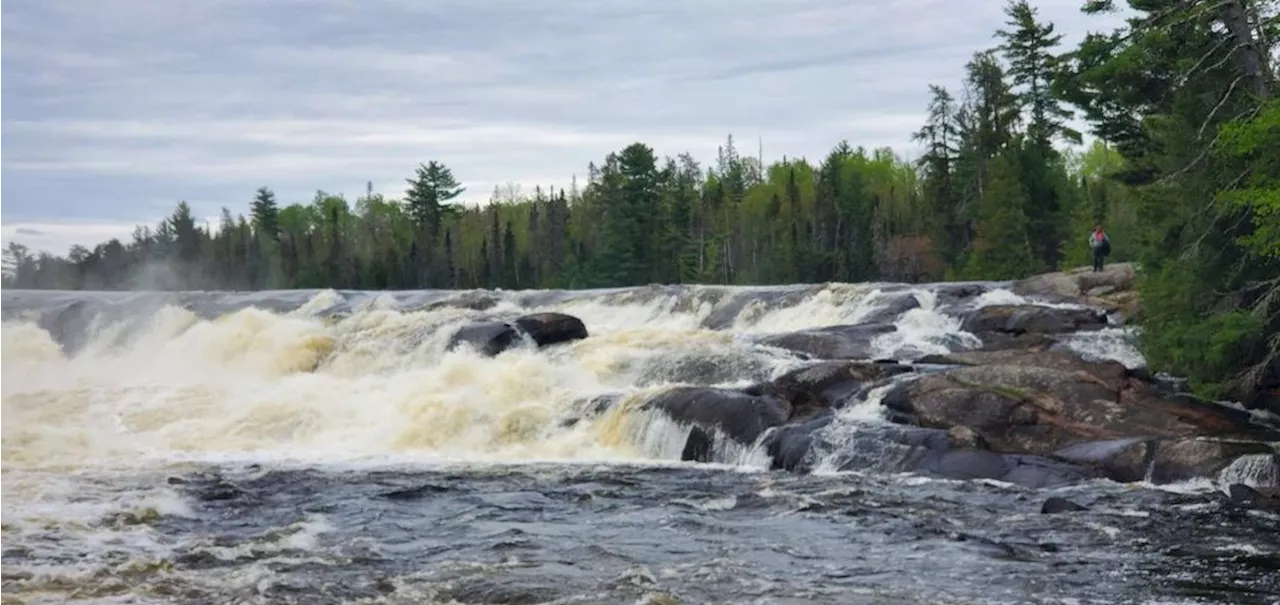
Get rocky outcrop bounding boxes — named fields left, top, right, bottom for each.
left=762, top=417, right=1094, bottom=488
left=960, top=304, right=1109, bottom=335
left=880, top=362, right=1272, bottom=457
left=1051, top=438, right=1278, bottom=484
left=1012, top=262, right=1140, bottom=318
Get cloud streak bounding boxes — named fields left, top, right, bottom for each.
left=1, top=0, right=1125, bottom=255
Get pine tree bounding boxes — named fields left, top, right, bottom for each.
left=249, top=187, right=281, bottom=242
left=962, top=153, right=1041, bottom=280
left=404, top=161, right=464, bottom=236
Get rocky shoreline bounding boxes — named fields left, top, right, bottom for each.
left=487, top=263, right=1277, bottom=507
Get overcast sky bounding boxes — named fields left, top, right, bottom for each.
left=1, top=0, right=1125, bottom=256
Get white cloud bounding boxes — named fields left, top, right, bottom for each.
left=1, top=0, right=1131, bottom=257
left=1, top=221, right=143, bottom=257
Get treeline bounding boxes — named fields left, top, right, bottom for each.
left=4, top=0, right=1277, bottom=404
left=1, top=139, right=1128, bottom=292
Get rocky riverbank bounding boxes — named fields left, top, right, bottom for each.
left=541, top=263, right=1280, bottom=503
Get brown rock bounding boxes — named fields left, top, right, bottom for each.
left=882, top=363, right=1276, bottom=458
left=961, top=304, right=1108, bottom=335
left=1013, top=263, right=1137, bottom=300
left=917, top=350, right=1131, bottom=391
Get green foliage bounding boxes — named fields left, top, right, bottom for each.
left=1215, top=99, right=1280, bottom=259
left=961, top=153, right=1042, bottom=280
left=1139, top=263, right=1265, bottom=398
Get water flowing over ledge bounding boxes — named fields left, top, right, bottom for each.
left=4, top=263, right=1279, bottom=604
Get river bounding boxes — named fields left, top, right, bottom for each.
left=3, top=282, right=1277, bottom=604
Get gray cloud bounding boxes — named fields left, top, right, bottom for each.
left=1, top=0, right=1126, bottom=254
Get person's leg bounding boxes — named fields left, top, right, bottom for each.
left=1092, top=249, right=1103, bottom=271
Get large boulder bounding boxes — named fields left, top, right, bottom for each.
left=447, top=321, right=521, bottom=356
left=513, top=312, right=588, bottom=347
left=447, top=312, right=588, bottom=356
left=961, top=304, right=1109, bottom=335
left=642, top=387, right=789, bottom=446
left=881, top=363, right=1276, bottom=459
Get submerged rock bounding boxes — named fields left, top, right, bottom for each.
left=1041, top=497, right=1089, bottom=514
left=755, top=322, right=897, bottom=360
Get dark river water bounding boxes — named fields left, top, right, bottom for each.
left=5, top=462, right=1278, bottom=605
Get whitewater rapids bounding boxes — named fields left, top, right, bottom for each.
left=3, top=282, right=1276, bottom=605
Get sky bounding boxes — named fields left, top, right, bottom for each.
left=1, top=0, right=1128, bottom=256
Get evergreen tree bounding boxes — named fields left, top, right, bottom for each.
left=405, top=161, right=464, bottom=236
left=962, top=153, right=1041, bottom=280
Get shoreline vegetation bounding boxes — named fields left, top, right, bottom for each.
left=4, top=1, right=1277, bottom=404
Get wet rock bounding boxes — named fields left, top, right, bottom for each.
left=961, top=304, right=1108, bottom=335
left=916, top=350, right=1132, bottom=391
left=448, top=312, right=588, bottom=356
left=643, top=387, right=789, bottom=445
left=448, top=321, right=522, bottom=356
left=972, top=332, right=1058, bottom=354
left=881, top=363, right=1278, bottom=463
left=760, top=411, right=836, bottom=471
left=755, top=322, right=897, bottom=360
left=1225, top=483, right=1280, bottom=510
left=744, top=360, right=915, bottom=419
left=947, top=425, right=988, bottom=449
left=1050, top=438, right=1150, bottom=483
left=812, top=424, right=1092, bottom=488
left=1041, top=497, right=1089, bottom=514
left=513, top=312, right=589, bottom=347
left=700, top=287, right=817, bottom=330
left=933, top=283, right=991, bottom=308
left=635, top=350, right=773, bottom=387
left=560, top=393, right=621, bottom=428
left=1051, top=437, right=1279, bottom=485
left=858, top=293, right=922, bottom=324
left=426, top=290, right=500, bottom=311
left=681, top=426, right=715, bottom=463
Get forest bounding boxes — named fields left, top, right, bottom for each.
left=4, top=0, right=1278, bottom=403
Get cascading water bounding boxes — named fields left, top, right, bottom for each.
left=2, top=282, right=1274, bottom=605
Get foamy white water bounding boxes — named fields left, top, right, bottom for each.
left=2, top=284, right=1150, bottom=473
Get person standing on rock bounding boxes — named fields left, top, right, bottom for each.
left=1089, top=225, right=1111, bottom=272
